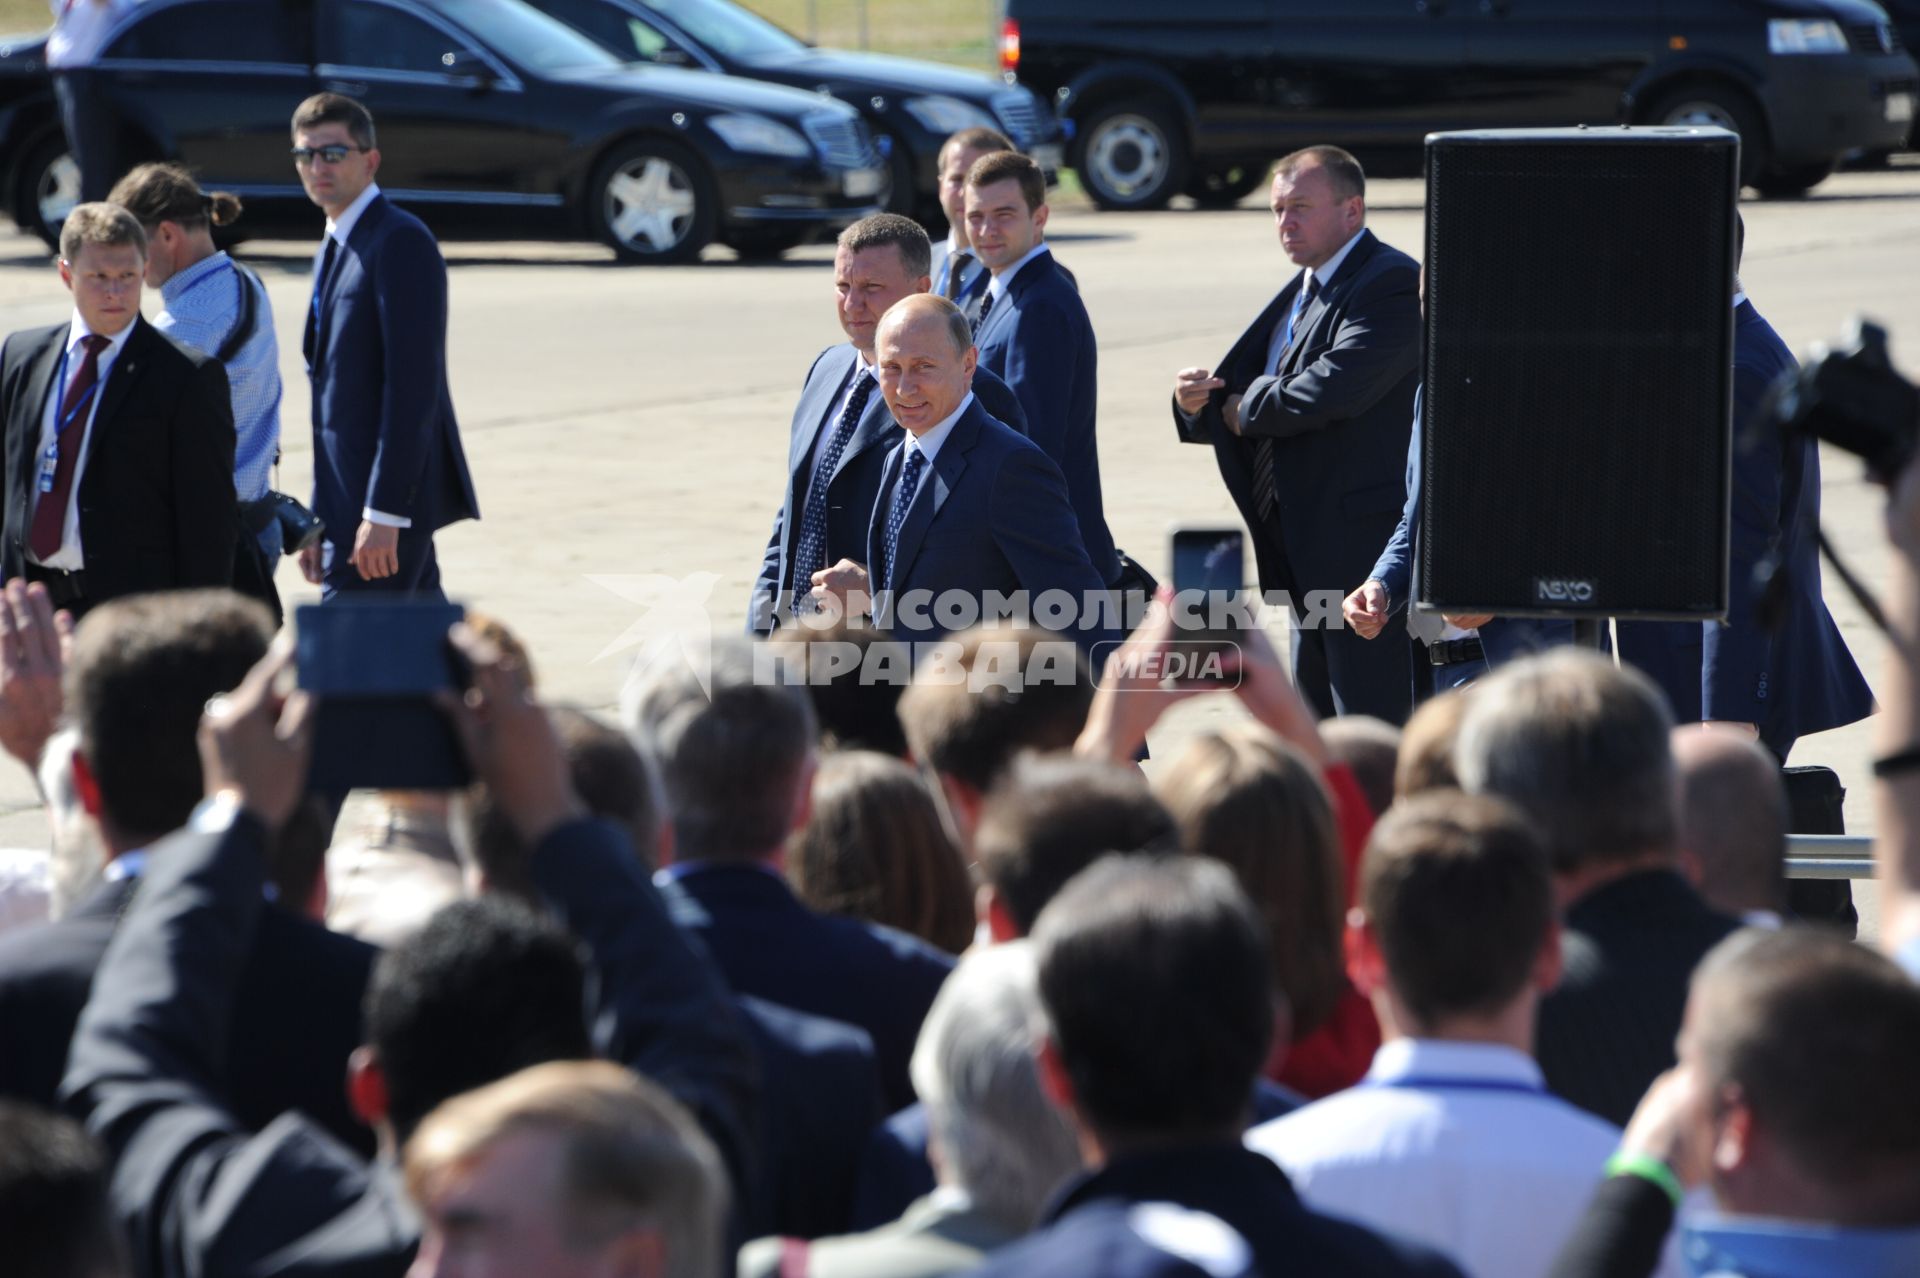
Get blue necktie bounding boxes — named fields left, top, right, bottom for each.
left=1285, top=274, right=1317, bottom=347
left=977, top=287, right=996, bottom=328
left=303, top=235, right=339, bottom=365
left=881, top=447, right=928, bottom=593
left=790, top=370, right=877, bottom=614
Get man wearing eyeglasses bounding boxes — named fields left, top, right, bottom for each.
left=292, top=93, right=479, bottom=601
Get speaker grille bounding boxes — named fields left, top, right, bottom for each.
left=1421, top=129, right=1736, bottom=618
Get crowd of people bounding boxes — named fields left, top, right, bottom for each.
left=0, top=71, right=1915, bottom=1278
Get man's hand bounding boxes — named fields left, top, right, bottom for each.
left=438, top=623, right=583, bottom=847
left=1618, top=1066, right=1714, bottom=1192
left=199, top=638, right=311, bottom=830
left=810, top=559, right=872, bottom=613
left=1443, top=612, right=1494, bottom=630
left=1174, top=367, right=1224, bottom=415
left=298, top=541, right=324, bottom=585
left=350, top=520, right=400, bottom=581
left=1342, top=580, right=1390, bottom=640
left=1222, top=393, right=1246, bottom=436
left=0, top=580, right=72, bottom=770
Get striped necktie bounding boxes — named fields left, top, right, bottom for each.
left=880, top=447, right=928, bottom=593
left=1252, top=277, right=1320, bottom=520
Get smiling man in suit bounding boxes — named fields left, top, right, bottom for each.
left=1175, top=146, right=1421, bottom=723
left=0, top=203, right=236, bottom=617
left=965, top=151, right=1120, bottom=592
left=750, top=213, right=1027, bottom=633
left=811, top=295, right=1114, bottom=655
left=293, top=93, right=478, bottom=601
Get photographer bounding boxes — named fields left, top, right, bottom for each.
left=109, top=164, right=290, bottom=621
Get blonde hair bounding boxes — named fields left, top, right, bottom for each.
left=405, top=1061, right=725, bottom=1274
left=1155, top=724, right=1345, bottom=1035
left=1396, top=690, right=1471, bottom=799
left=58, top=202, right=145, bottom=265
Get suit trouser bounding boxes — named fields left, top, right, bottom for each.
left=51, top=69, right=119, bottom=203
left=1262, top=512, right=1416, bottom=725
left=321, top=525, right=444, bottom=602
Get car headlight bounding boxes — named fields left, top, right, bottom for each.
left=707, top=113, right=812, bottom=158
left=1768, top=19, right=1847, bottom=54
left=903, top=95, right=998, bottom=133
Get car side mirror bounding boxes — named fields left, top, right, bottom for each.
left=442, top=49, right=495, bottom=83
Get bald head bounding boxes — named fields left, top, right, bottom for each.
left=876, top=295, right=977, bottom=437
left=1672, top=728, right=1787, bottom=918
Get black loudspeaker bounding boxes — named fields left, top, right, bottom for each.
left=1419, top=126, right=1739, bottom=619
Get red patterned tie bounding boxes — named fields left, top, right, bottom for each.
left=30, top=334, right=109, bottom=560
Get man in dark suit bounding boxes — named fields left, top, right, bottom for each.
left=0, top=590, right=374, bottom=1154
left=1615, top=288, right=1872, bottom=760
left=1456, top=647, right=1740, bottom=1127
left=968, top=855, right=1463, bottom=1278
left=814, top=296, right=1116, bottom=654
left=0, top=203, right=237, bottom=618
left=927, top=126, right=1012, bottom=325
left=62, top=625, right=751, bottom=1277
left=630, top=633, right=955, bottom=1114
left=749, top=213, right=1027, bottom=633
left=292, top=93, right=478, bottom=601
left=965, top=150, right=1120, bottom=589
left=1175, top=145, right=1421, bottom=723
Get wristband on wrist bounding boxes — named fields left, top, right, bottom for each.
left=1873, top=745, right=1920, bottom=779
left=1605, top=1151, right=1684, bottom=1209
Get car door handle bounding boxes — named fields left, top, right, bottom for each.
left=326, top=79, right=369, bottom=96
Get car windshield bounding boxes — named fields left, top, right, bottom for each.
left=433, top=0, right=623, bottom=71
left=644, top=0, right=804, bottom=60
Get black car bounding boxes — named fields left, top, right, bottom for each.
left=1003, top=0, right=1918, bottom=209
left=1882, top=0, right=1920, bottom=144
left=525, top=0, right=1062, bottom=223
left=0, top=0, right=888, bottom=262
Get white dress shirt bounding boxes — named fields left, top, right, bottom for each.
left=1247, top=1039, right=1628, bottom=1278
left=318, top=182, right=410, bottom=531
left=31, top=312, right=136, bottom=570
left=985, top=243, right=1051, bottom=303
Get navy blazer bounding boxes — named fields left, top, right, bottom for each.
left=1371, top=387, right=1573, bottom=666
left=972, top=249, right=1120, bottom=584
left=1616, top=300, right=1872, bottom=756
left=739, top=996, right=882, bottom=1241
left=928, top=241, right=990, bottom=322
left=305, top=194, right=478, bottom=541
left=0, top=317, right=237, bottom=601
left=658, top=862, right=953, bottom=1114
left=863, top=397, right=1118, bottom=654
left=748, top=344, right=1026, bottom=633
left=968, top=1145, right=1464, bottom=1278
left=1175, top=229, right=1420, bottom=603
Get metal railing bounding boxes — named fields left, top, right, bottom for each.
left=1786, top=834, right=1875, bottom=881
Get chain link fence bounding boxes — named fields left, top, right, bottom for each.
left=742, top=0, right=1000, bottom=71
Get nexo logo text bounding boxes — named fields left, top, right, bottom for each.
left=1534, top=578, right=1597, bottom=605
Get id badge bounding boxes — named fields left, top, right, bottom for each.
left=36, top=446, right=57, bottom=494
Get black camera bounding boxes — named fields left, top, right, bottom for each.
left=241, top=492, right=325, bottom=555
left=1768, top=318, right=1920, bottom=482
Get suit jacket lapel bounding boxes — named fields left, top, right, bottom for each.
left=790, top=346, right=855, bottom=479
left=888, top=405, right=980, bottom=587
left=839, top=370, right=898, bottom=480
left=312, top=194, right=388, bottom=370
left=81, top=318, right=150, bottom=468
left=1281, top=230, right=1379, bottom=375
left=12, top=331, right=63, bottom=501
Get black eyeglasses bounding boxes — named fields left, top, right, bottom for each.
left=291, top=144, right=366, bottom=167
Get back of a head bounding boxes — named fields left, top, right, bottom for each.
left=975, top=755, right=1177, bottom=935
left=106, top=161, right=241, bottom=231
left=1361, top=792, right=1555, bottom=1029
left=789, top=750, right=974, bottom=953
left=764, top=618, right=908, bottom=757
left=1672, top=729, right=1788, bottom=917
left=908, top=942, right=1080, bottom=1230
left=624, top=637, right=816, bottom=862
left=366, top=896, right=592, bottom=1140
left=1455, top=648, right=1678, bottom=875
left=897, top=624, right=1092, bottom=794
left=1032, top=854, right=1274, bottom=1146
left=67, top=591, right=272, bottom=843
left=1154, top=725, right=1345, bottom=1036
left=0, top=1101, right=125, bottom=1278
left=1319, top=715, right=1400, bottom=817
left=406, top=1060, right=726, bottom=1278
left=1688, top=928, right=1920, bottom=1223
left=1395, top=690, right=1469, bottom=800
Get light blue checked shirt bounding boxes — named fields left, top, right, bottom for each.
left=154, top=251, right=283, bottom=554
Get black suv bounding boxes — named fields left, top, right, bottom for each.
left=0, top=0, right=888, bottom=262
left=527, top=0, right=1063, bottom=223
left=1003, top=0, right=1918, bottom=209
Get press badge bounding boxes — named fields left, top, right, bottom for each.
left=37, top=444, right=58, bottom=494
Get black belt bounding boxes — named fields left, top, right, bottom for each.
left=1428, top=637, right=1485, bottom=667
left=23, top=562, right=88, bottom=609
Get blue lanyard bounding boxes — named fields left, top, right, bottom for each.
left=1366, top=1076, right=1552, bottom=1098
left=47, top=342, right=104, bottom=450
